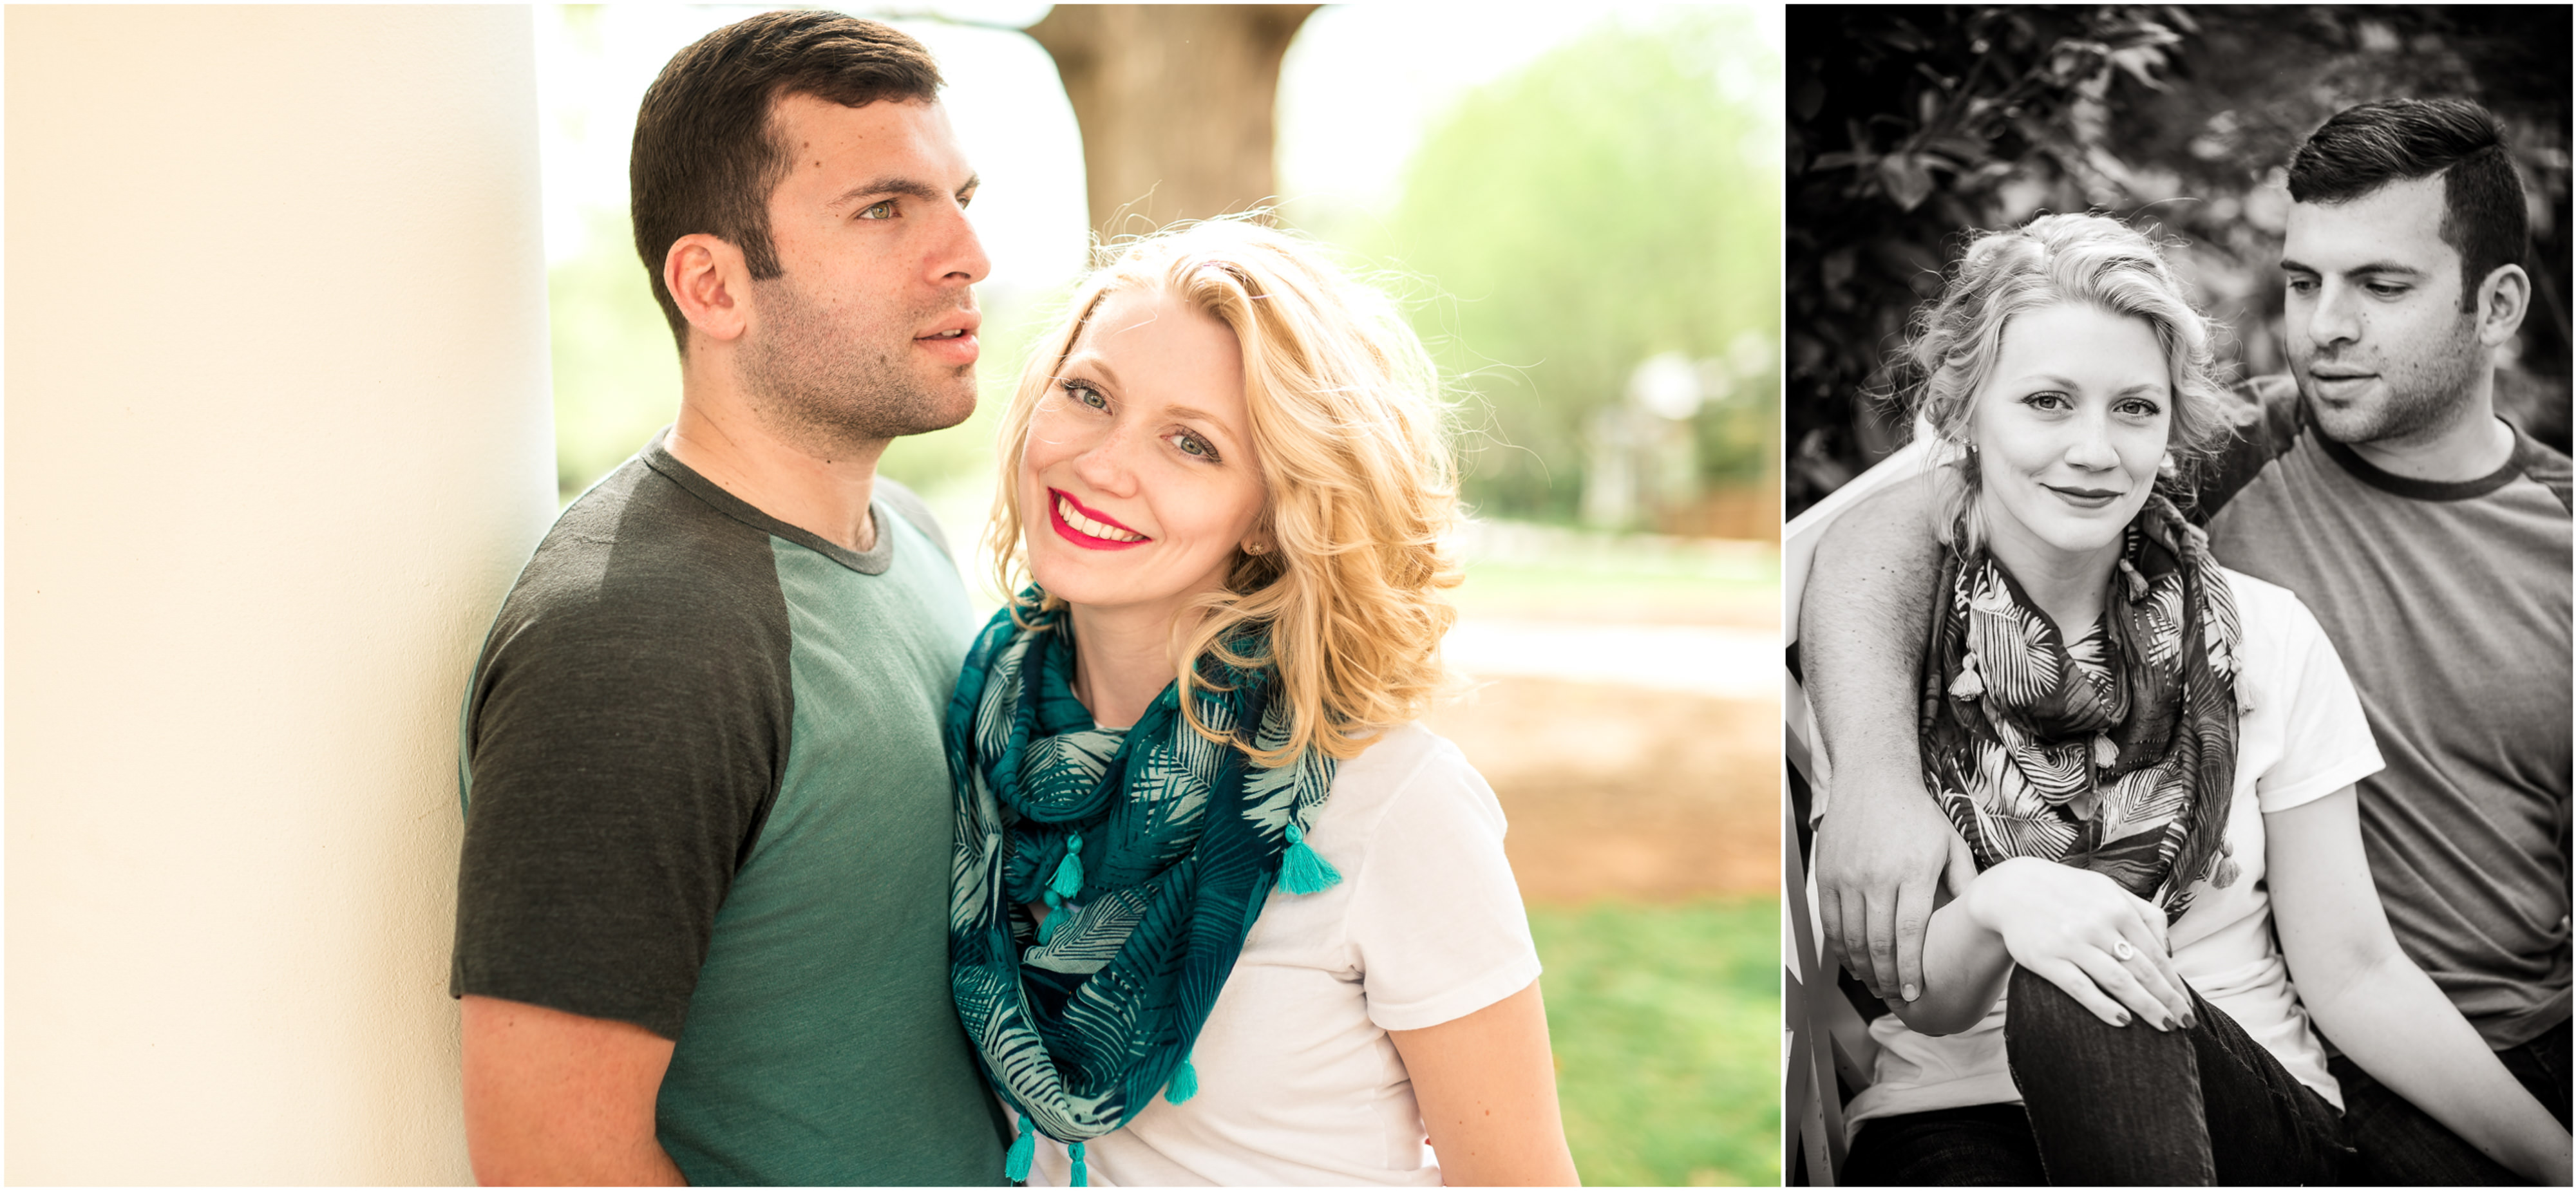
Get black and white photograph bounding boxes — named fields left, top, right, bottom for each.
left=1783, top=6, right=2572, bottom=1186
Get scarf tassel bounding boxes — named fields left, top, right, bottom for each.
left=2119, top=558, right=2148, bottom=602
left=1048, top=834, right=1086, bottom=900
left=1006, top=1114, right=1036, bottom=1183
left=1165, top=1053, right=1198, bottom=1103
left=1280, top=823, right=1341, bottom=894
left=1036, top=891, right=1063, bottom=945
left=1948, top=652, right=1985, bottom=700
left=1070, top=1141, right=1088, bottom=1187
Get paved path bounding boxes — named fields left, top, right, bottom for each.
left=1444, top=618, right=1779, bottom=701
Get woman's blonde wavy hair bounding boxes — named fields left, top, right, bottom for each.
left=1895, top=212, right=2234, bottom=550
left=985, top=217, right=1463, bottom=767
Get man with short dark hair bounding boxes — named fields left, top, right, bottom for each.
left=1803, top=97, right=2569, bottom=1181
left=450, top=11, right=1005, bottom=1184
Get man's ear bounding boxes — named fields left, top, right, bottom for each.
left=665, top=233, right=752, bottom=348
left=2474, top=262, right=2532, bottom=348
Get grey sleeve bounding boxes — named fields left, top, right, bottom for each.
left=450, top=568, right=793, bottom=1039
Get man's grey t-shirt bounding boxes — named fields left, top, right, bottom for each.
left=2201, top=379, right=2572, bottom=1049
left=450, top=434, right=1007, bottom=1185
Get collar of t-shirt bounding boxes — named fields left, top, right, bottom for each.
left=2310, top=415, right=2532, bottom=503
left=643, top=427, right=898, bottom=576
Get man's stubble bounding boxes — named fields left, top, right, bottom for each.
left=739, top=272, right=976, bottom=458
left=2296, top=308, right=2486, bottom=448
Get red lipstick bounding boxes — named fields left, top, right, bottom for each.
left=1046, top=487, right=1151, bottom=551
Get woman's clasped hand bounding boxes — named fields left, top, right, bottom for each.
left=1966, top=858, right=2190, bottom=1034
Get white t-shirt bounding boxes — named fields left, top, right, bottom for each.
left=1843, top=569, right=2385, bottom=1134
left=1025, top=722, right=1543, bottom=1186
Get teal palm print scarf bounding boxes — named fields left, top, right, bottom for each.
left=947, top=594, right=1340, bottom=1184
left=1921, top=494, right=2244, bottom=922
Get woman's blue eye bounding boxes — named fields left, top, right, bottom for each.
left=1061, top=380, right=1107, bottom=409
left=2025, top=391, right=2070, bottom=410
left=1168, top=430, right=1220, bottom=461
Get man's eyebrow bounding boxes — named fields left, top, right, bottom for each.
left=829, top=174, right=978, bottom=210
left=2279, top=256, right=2424, bottom=277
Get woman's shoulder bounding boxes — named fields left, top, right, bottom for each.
left=2209, top=569, right=2382, bottom=812
left=2214, top=565, right=2337, bottom=688
left=2215, top=565, right=2298, bottom=619
left=1328, top=722, right=1491, bottom=803
left=1316, top=722, right=1505, bottom=837
left=2215, top=566, right=2327, bottom=644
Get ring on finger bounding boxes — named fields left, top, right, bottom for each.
left=2113, top=939, right=2136, bottom=961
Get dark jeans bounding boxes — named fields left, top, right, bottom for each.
left=1844, top=1103, right=2049, bottom=1186
left=2328, top=1016, right=2571, bottom=1186
left=1846, top=966, right=2347, bottom=1185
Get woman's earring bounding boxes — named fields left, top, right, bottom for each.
left=1243, top=541, right=1268, bottom=555
left=2159, top=451, right=2179, bottom=480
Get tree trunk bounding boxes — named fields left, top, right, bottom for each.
left=1028, top=3, right=1320, bottom=240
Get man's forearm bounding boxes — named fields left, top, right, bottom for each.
left=1801, top=477, right=1945, bottom=802
left=1801, top=473, right=1956, bottom=999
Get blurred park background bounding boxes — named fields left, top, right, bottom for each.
left=533, top=3, right=1782, bottom=1184
left=1785, top=5, right=2573, bottom=520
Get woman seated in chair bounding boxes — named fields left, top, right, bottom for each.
left=1822, top=212, right=2568, bottom=1185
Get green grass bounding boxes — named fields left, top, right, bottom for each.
left=1535, top=899, right=1781, bottom=1187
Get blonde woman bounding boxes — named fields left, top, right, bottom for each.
left=943, top=220, right=1580, bottom=1187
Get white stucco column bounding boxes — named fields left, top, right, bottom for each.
left=7, top=6, right=554, bottom=1183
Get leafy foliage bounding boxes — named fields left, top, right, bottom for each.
left=1372, top=11, right=1782, bottom=526
left=1787, top=6, right=2573, bottom=518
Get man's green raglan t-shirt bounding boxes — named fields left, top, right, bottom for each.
left=451, top=432, right=1008, bottom=1185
